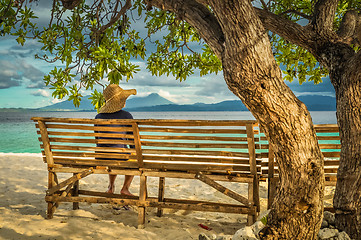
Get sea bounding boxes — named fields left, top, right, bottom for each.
left=0, top=111, right=337, bottom=154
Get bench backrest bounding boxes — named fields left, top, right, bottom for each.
left=33, top=117, right=141, bottom=169
left=261, top=124, right=340, bottom=184
left=32, top=118, right=263, bottom=177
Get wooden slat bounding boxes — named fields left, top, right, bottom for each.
left=149, top=199, right=255, bottom=214
left=32, top=117, right=257, bottom=125
left=142, top=155, right=261, bottom=165
left=140, top=134, right=248, bottom=142
left=143, top=162, right=259, bottom=172
left=314, top=128, right=340, bottom=133
left=142, top=149, right=250, bottom=158
left=141, top=170, right=254, bottom=182
left=324, top=160, right=340, bottom=166
left=45, top=137, right=134, bottom=145
left=137, top=119, right=257, bottom=126
left=51, top=151, right=136, bottom=160
left=319, top=144, right=341, bottom=149
left=140, top=141, right=252, bottom=149
left=45, top=195, right=141, bottom=206
left=37, top=123, right=133, bottom=132
left=322, top=152, right=341, bottom=157
left=52, top=158, right=139, bottom=168
left=317, top=136, right=340, bottom=140
left=139, top=127, right=248, bottom=134
left=42, top=131, right=134, bottom=139
left=43, top=144, right=136, bottom=153
left=32, top=117, right=138, bottom=125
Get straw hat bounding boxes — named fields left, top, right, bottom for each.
left=99, top=84, right=137, bottom=113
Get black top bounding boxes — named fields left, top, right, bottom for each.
left=95, top=110, right=134, bottom=149
left=95, top=110, right=133, bottom=121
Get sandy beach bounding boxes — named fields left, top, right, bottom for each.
left=0, top=153, right=336, bottom=239
left=0, top=153, right=271, bottom=240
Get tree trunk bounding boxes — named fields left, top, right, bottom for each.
left=207, top=1, right=324, bottom=239
left=332, top=53, right=361, bottom=239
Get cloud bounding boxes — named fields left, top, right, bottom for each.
left=194, top=75, right=236, bottom=100
left=31, top=89, right=50, bottom=97
left=20, top=61, right=46, bottom=88
left=157, top=89, right=179, bottom=103
left=129, top=62, right=191, bottom=87
left=286, top=77, right=335, bottom=97
left=0, top=60, right=22, bottom=89
left=0, top=59, right=45, bottom=89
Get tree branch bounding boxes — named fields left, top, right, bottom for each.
left=146, top=0, right=224, bottom=59
left=99, top=0, right=132, bottom=33
left=311, top=0, right=339, bottom=34
left=337, top=10, right=361, bottom=47
left=254, top=8, right=317, bottom=52
left=280, top=9, right=312, bottom=21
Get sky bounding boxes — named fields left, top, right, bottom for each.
left=0, top=2, right=336, bottom=109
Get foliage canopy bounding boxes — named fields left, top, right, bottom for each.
left=1, top=0, right=359, bottom=108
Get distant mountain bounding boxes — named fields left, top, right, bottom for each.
left=127, top=100, right=249, bottom=111
left=126, top=95, right=336, bottom=112
left=126, top=93, right=174, bottom=108
left=298, top=95, right=336, bottom=111
left=40, top=97, right=95, bottom=111
left=37, top=93, right=336, bottom=112
left=40, top=93, right=174, bottom=111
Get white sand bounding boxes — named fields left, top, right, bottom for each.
left=0, top=153, right=270, bottom=240
left=0, top=153, right=335, bottom=239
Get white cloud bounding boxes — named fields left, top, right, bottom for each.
left=51, top=98, right=63, bottom=104
left=32, top=89, right=50, bottom=97
left=158, top=89, right=179, bottom=103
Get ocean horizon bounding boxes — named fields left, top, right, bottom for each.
left=0, top=110, right=337, bottom=154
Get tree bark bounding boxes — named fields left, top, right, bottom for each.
left=205, top=1, right=324, bottom=239
left=332, top=51, right=361, bottom=240
left=149, top=0, right=325, bottom=238
left=254, top=2, right=361, bottom=237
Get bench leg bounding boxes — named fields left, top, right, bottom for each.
left=47, top=202, right=56, bottom=219
left=47, top=171, right=56, bottom=219
left=72, top=175, right=80, bottom=210
left=247, top=182, right=255, bottom=225
left=138, top=175, right=147, bottom=229
left=247, top=177, right=259, bottom=225
left=157, top=177, right=165, bottom=217
left=268, top=178, right=277, bottom=209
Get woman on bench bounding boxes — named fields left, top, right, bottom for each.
left=95, top=84, right=137, bottom=196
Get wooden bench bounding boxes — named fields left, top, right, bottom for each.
left=32, top=117, right=263, bottom=228
left=262, top=124, right=340, bottom=210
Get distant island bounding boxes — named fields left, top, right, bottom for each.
left=0, top=93, right=336, bottom=112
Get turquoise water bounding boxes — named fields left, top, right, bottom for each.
left=0, top=111, right=337, bottom=153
